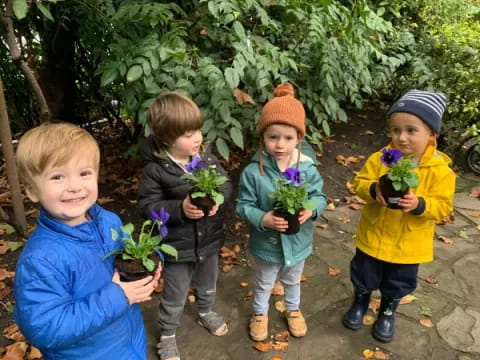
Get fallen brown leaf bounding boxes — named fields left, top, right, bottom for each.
left=374, top=350, right=389, bottom=359
left=272, top=341, right=288, bottom=351
left=26, top=346, right=42, bottom=360
left=419, top=318, right=434, bottom=328
left=426, top=278, right=438, bottom=285
left=187, top=294, right=196, bottom=304
left=326, top=202, right=336, bottom=211
left=275, top=299, right=286, bottom=313
left=240, top=281, right=249, bottom=288
left=337, top=216, right=351, bottom=223
left=244, top=290, right=253, bottom=301
left=274, top=331, right=289, bottom=342
left=300, top=274, right=307, bottom=282
left=468, top=188, right=480, bottom=198
left=199, top=27, right=208, bottom=35
left=2, top=342, right=28, bottom=360
left=233, top=244, right=241, bottom=253
left=0, top=268, right=14, bottom=281
left=361, top=130, right=375, bottom=135
left=438, top=235, right=453, bottom=244
left=269, top=356, right=283, bottom=360
left=468, top=212, right=480, bottom=218
left=362, top=349, right=374, bottom=359
left=346, top=181, right=355, bottom=194
left=328, top=266, right=341, bottom=277
left=362, top=314, right=375, bottom=325
left=0, top=240, right=8, bottom=255
left=222, top=264, right=233, bottom=273
left=271, top=281, right=284, bottom=296
left=317, top=223, right=328, bottom=229
left=0, top=286, right=12, bottom=300
left=369, top=298, right=380, bottom=313
left=253, top=341, right=272, bottom=352
left=3, top=324, right=25, bottom=342
left=234, top=89, right=256, bottom=105
left=399, top=294, right=416, bottom=305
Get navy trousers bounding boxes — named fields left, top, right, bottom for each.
left=350, top=248, right=419, bottom=299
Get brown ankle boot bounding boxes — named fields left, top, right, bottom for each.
left=285, top=310, right=307, bottom=337
left=249, top=314, right=268, bottom=341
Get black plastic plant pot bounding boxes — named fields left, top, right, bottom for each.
left=379, top=174, right=408, bottom=210
left=189, top=190, right=215, bottom=217
left=273, top=207, right=301, bottom=235
left=114, top=252, right=161, bottom=282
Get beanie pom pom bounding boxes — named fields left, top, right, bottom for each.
left=273, top=83, right=294, bottom=98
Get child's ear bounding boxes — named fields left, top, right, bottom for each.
left=25, top=187, right=39, bottom=203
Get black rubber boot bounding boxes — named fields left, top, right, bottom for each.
left=342, top=287, right=372, bottom=330
left=372, top=297, right=400, bottom=342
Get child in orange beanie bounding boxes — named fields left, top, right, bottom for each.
left=236, top=83, right=327, bottom=341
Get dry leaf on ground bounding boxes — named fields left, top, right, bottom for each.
left=271, top=281, right=284, bottom=296
left=233, top=244, right=241, bottom=253
left=274, top=331, right=289, bottom=342
left=419, top=318, right=434, bottom=328
left=272, top=341, right=288, bottom=351
left=240, top=281, right=249, bottom=288
left=328, top=266, right=341, bottom=277
left=275, top=299, right=286, bottom=313
left=362, top=349, right=374, bottom=359
left=369, top=298, right=380, bottom=313
left=244, top=290, right=253, bottom=301
left=337, top=216, right=351, bottom=223
left=426, top=278, right=438, bottom=285
left=253, top=341, right=272, bottom=352
left=363, top=315, right=375, bottom=325
left=269, top=357, right=283, bottom=360
left=468, top=212, right=480, bottom=218
left=0, top=240, right=8, bottom=255
left=374, top=350, right=389, bottom=359
left=468, top=188, right=480, bottom=198
left=317, top=223, right=328, bottom=229
left=187, top=294, right=196, bottom=304
left=0, top=268, right=14, bottom=281
left=3, top=324, right=25, bottom=342
left=346, top=181, right=355, bottom=194
left=438, top=235, right=453, bottom=244
left=222, top=264, right=233, bottom=273
left=300, top=274, right=307, bottom=282
left=2, top=342, right=28, bottom=360
left=326, top=202, right=336, bottom=211
left=26, top=346, right=43, bottom=360
left=399, top=294, right=417, bottom=305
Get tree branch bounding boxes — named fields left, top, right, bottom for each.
left=0, top=0, right=51, bottom=122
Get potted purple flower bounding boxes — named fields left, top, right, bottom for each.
left=379, top=149, right=419, bottom=209
left=181, top=156, right=228, bottom=216
left=269, top=168, right=316, bottom=234
left=104, top=208, right=178, bottom=281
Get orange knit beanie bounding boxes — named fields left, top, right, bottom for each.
left=257, top=83, right=306, bottom=137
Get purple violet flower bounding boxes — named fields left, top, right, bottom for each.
left=381, top=149, right=403, bottom=167
left=283, top=168, right=303, bottom=186
left=186, top=155, right=207, bottom=174
left=150, top=208, right=170, bottom=237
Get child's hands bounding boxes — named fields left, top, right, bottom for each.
left=298, top=209, right=313, bottom=224
left=183, top=196, right=204, bottom=219
left=208, top=203, right=220, bottom=217
left=375, top=182, right=387, bottom=207
left=263, top=211, right=288, bottom=232
left=112, top=272, right=156, bottom=305
left=398, top=190, right=419, bottom=212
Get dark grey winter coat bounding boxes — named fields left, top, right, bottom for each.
left=138, top=137, right=232, bottom=263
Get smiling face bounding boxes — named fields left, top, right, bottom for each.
left=26, top=151, right=99, bottom=227
left=263, top=124, right=300, bottom=165
left=387, top=112, right=436, bottom=161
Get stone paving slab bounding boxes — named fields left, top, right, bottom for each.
left=142, top=173, right=480, bottom=360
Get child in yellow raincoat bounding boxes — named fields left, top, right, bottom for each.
left=342, top=90, right=455, bottom=342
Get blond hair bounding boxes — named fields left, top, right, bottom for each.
left=147, top=92, right=203, bottom=149
left=16, top=122, right=100, bottom=190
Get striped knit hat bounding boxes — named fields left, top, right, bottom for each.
left=388, top=90, right=447, bottom=133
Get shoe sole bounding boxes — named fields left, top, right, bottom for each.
left=372, top=327, right=393, bottom=342
left=289, top=325, right=307, bottom=337
left=250, top=332, right=268, bottom=342
left=342, top=316, right=362, bottom=330
left=197, top=319, right=228, bottom=336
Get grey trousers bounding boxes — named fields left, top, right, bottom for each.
left=158, top=254, right=219, bottom=336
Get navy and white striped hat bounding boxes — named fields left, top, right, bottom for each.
left=388, top=90, right=447, bottom=133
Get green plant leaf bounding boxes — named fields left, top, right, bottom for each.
left=160, top=243, right=178, bottom=259
left=7, top=241, right=23, bottom=251
left=121, top=223, right=135, bottom=235
left=142, top=257, right=155, bottom=272
left=126, top=65, right=143, bottom=82
left=302, top=200, right=316, bottom=210
left=100, top=68, right=118, bottom=87
left=216, top=137, right=229, bottom=159
left=0, top=224, right=15, bottom=234
left=13, top=0, right=29, bottom=19
left=230, top=127, right=244, bottom=149
left=36, top=2, right=54, bottom=21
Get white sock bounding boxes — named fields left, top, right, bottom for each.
left=160, top=334, right=175, bottom=340
left=199, top=311, right=211, bottom=317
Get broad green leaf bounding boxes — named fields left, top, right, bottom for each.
left=322, top=120, right=331, bottom=137
left=7, top=241, right=24, bottom=251
left=302, top=200, right=316, bottom=210
left=126, top=65, right=143, bottom=83
left=13, top=0, right=29, bottom=19
left=160, top=243, right=178, bottom=259
left=121, top=223, right=135, bottom=235
left=143, top=257, right=155, bottom=272
left=232, top=21, right=245, bottom=39
left=100, top=68, right=118, bottom=87
left=230, top=127, right=244, bottom=149
left=216, top=137, right=229, bottom=159
left=36, top=2, right=54, bottom=21
left=224, top=68, right=239, bottom=89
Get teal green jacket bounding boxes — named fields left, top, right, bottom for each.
left=236, top=145, right=327, bottom=266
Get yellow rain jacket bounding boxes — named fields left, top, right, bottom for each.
left=353, top=141, right=455, bottom=264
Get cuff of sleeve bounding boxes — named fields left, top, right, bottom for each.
left=411, top=197, right=426, bottom=215
left=369, top=182, right=377, bottom=199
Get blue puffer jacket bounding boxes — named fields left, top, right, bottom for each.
left=14, top=204, right=147, bottom=360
